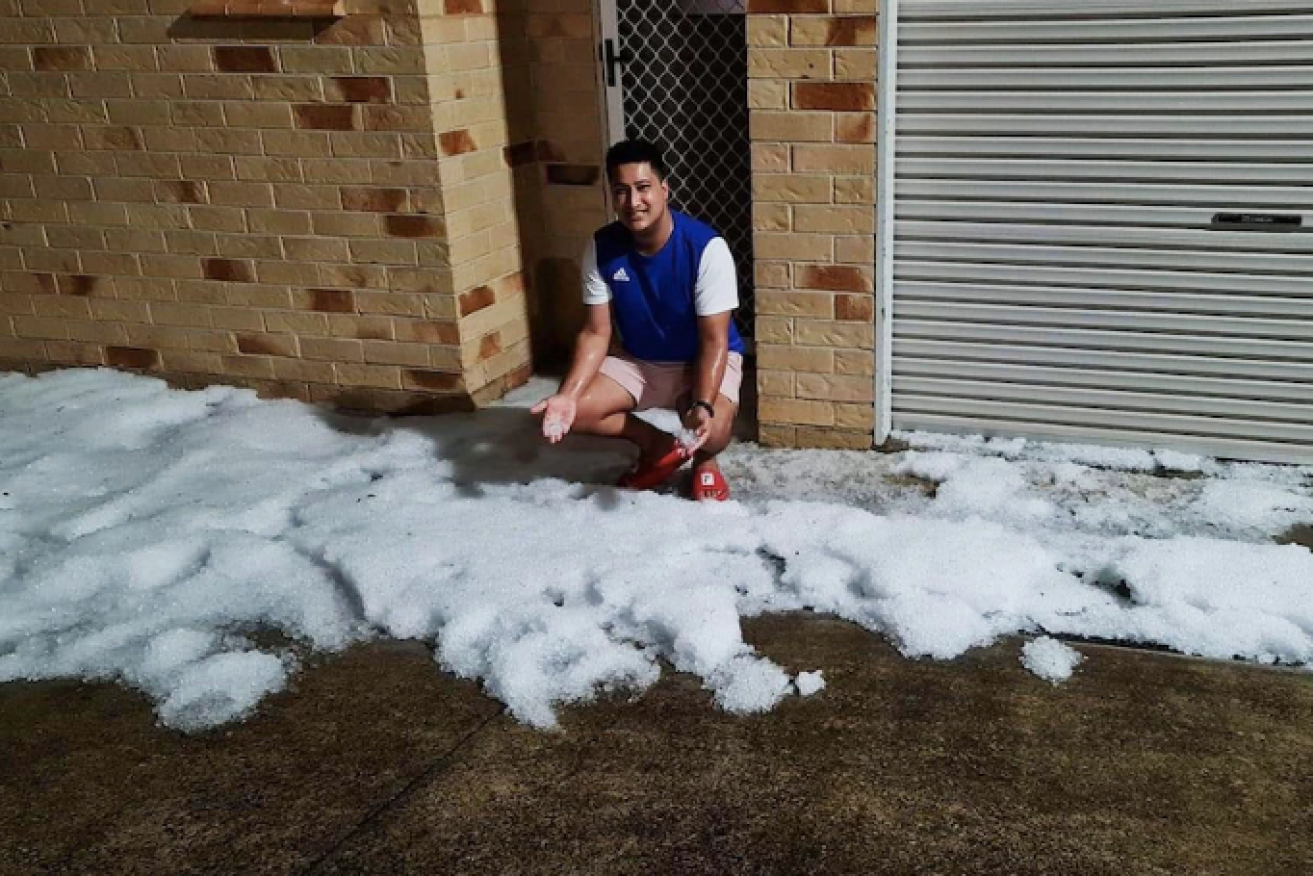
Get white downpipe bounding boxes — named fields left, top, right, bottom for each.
left=873, top=0, right=899, bottom=444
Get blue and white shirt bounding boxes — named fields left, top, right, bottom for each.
left=582, top=210, right=744, bottom=363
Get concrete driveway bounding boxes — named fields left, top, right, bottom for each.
left=3, top=615, right=1311, bottom=876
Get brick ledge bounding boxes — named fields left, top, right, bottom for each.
left=188, top=1, right=347, bottom=18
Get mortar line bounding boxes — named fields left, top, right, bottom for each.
left=298, top=706, right=505, bottom=876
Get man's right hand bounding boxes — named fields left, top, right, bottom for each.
left=530, top=395, right=577, bottom=443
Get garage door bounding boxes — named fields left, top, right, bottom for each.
left=889, top=0, right=1313, bottom=463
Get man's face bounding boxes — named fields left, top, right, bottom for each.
left=610, top=162, right=669, bottom=235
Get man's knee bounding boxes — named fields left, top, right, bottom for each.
left=573, top=374, right=636, bottom=430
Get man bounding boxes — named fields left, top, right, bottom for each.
left=532, top=139, right=745, bottom=501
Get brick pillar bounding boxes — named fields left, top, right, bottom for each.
left=747, top=0, right=877, bottom=450
left=417, top=0, right=533, bottom=404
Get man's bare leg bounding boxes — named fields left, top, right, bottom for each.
left=570, top=372, right=672, bottom=460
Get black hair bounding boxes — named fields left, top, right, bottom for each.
left=605, top=139, right=667, bottom=182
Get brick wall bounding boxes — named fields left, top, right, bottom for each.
left=747, top=0, right=877, bottom=449
left=0, top=0, right=535, bottom=412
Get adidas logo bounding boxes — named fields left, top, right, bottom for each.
left=612, top=267, right=630, bottom=282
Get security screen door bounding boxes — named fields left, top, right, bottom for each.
left=598, top=0, right=755, bottom=338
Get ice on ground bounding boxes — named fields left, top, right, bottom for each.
left=1021, top=637, right=1083, bottom=685
left=795, top=670, right=826, bottom=697
left=2, top=368, right=1312, bottom=731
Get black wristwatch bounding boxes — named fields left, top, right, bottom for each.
left=691, top=399, right=715, bottom=418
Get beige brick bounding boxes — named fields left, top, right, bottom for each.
left=795, top=320, right=874, bottom=349
left=834, top=401, right=875, bottom=430
left=32, top=296, right=91, bottom=320
left=211, top=307, right=266, bottom=332
left=283, top=237, right=349, bottom=263
left=746, top=15, right=788, bottom=47
left=758, top=369, right=796, bottom=399
left=321, top=263, right=388, bottom=290
left=748, top=49, right=831, bottom=81
left=756, top=342, right=834, bottom=373
left=312, top=212, right=380, bottom=238
left=68, top=320, right=130, bottom=345
left=263, top=311, right=330, bottom=336
left=794, top=204, right=874, bottom=234
left=227, top=330, right=294, bottom=359
left=752, top=202, right=791, bottom=233
left=789, top=16, right=879, bottom=47
left=329, top=314, right=394, bottom=340
left=796, top=426, right=872, bottom=450
left=755, top=316, right=794, bottom=345
left=150, top=302, right=213, bottom=328
left=279, top=46, right=353, bottom=75
left=188, top=206, right=248, bottom=234
left=749, top=110, right=833, bottom=143
left=797, top=372, right=874, bottom=403
left=350, top=239, right=418, bottom=266
left=220, top=354, right=275, bottom=380
left=160, top=350, right=224, bottom=375
left=226, top=285, right=292, bottom=309
left=90, top=298, right=150, bottom=323
left=756, top=289, right=834, bottom=319
left=753, top=232, right=833, bottom=262
left=46, top=341, right=105, bottom=366
left=361, top=340, right=430, bottom=367
left=835, top=349, right=876, bottom=376
left=759, top=397, right=835, bottom=427
left=793, top=143, right=875, bottom=174
left=836, top=234, right=875, bottom=264
left=355, top=290, right=424, bottom=317
left=207, top=181, right=274, bottom=208
left=757, top=423, right=798, bottom=447
left=834, top=175, right=875, bottom=204
left=752, top=173, right=831, bottom=204
left=253, top=260, right=323, bottom=287
left=334, top=362, right=402, bottom=389
left=183, top=74, right=254, bottom=102
left=174, top=281, right=227, bottom=306
left=748, top=79, right=788, bottom=111
left=252, top=75, right=323, bottom=103
left=272, top=358, right=337, bottom=384
left=755, top=261, right=791, bottom=289
left=247, top=209, right=312, bottom=236
left=301, top=336, right=364, bottom=362
left=0, top=338, right=48, bottom=359
left=223, top=102, right=294, bottom=130
left=834, top=48, right=877, bottom=79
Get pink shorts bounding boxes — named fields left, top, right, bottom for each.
left=600, top=351, right=743, bottom=412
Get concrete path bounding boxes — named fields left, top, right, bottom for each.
left=3, top=616, right=1311, bottom=875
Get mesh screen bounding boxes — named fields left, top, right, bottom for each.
left=616, top=0, right=754, bottom=339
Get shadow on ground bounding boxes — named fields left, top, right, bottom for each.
left=3, top=616, right=1311, bottom=876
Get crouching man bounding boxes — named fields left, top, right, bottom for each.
left=532, top=139, right=744, bottom=501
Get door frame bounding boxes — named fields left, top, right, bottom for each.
left=595, top=0, right=626, bottom=147
left=874, top=0, right=900, bottom=446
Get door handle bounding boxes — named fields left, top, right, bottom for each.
left=1210, top=212, right=1303, bottom=231
left=600, top=38, right=630, bottom=88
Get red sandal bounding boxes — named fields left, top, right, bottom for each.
left=689, top=467, right=730, bottom=502
left=617, top=442, right=691, bottom=491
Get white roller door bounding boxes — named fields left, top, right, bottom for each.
left=887, top=0, right=1313, bottom=463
